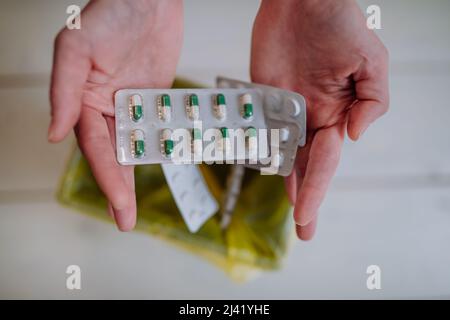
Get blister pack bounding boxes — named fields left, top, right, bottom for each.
left=216, top=77, right=307, bottom=176
left=161, top=164, right=218, bottom=233
left=115, top=88, right=270, bottom=166
left=114, top=78, right=307, bottom=177
left=114, top=78, right=307, bottom=232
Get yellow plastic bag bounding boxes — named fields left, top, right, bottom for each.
left=57, top=79, right=294, bottom=281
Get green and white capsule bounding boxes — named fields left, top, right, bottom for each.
left=186, top=94, right=200, bottom=120
left=129, top=94, right=143, bottom=122
left=131, top=129, right=145, bottom=158
left=158, top=94, right=172, bottom=122
left=246, top=126, right=257, bottom=158
left=160, top=128, right=174, bottom=158
left=240, top=93, right=253, bottom=120
left=192, top=128, right=203, bottom=157
left=213, top=93, right=226, bottom=120
left=218, top=127, right=231, bottom=154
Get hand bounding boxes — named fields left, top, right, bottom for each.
left=49, top=0, right=183, bottom=231
left=251, top=0, right=389, bottom=240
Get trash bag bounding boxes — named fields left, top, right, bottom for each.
left=57, top=78, right=294, bottom=282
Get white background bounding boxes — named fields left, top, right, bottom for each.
left=0, top=0, right=449, bottom=299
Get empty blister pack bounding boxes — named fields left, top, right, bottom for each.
left=216, top=77, right=307, bottom=176
left=115, top=89, right=270, bottom=166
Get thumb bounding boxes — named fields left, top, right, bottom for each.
left=48, top=30, right=90, bottom=142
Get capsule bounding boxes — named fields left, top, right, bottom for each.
left=218, top=127, right=230, bottom=154
left=272, top=153, right=283, bottom=168
left=192, top=128, right=203, bottom=157
left=246, top=126, right=257, bottom=158
left=241, top=93, right=253, bottom=120
left=186, top=94, right=200, bottom=120
left=129, top=94, right=143, bottom=122
left=158, top=94, right=171, bottom=122
left=214, top=93, right=226, bottom=120
left=132, top=129, right=145, bottom=158
left=161, top=128, right=174, bottom=157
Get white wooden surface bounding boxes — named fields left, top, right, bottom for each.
left=0, top=0, right=449, bottom=299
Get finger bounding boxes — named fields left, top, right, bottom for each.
left=105, top=116, right=135, bottom=190
left=75, top=107, right=136, bottom=231
left=296, top=216, right=318, bottom=241
left=107, top=203, right=115, bottom=218
left=348, top=100, right=387, bottom=140
left=285, top=137, right=312, bottom=206
left=105, top=116, right=137, bottom=224
left=49, top=30, right=90, bottom=142
left=347, top=47, right=389, bottom=140
left=284, top=173, right=297, bottom=205
left=295, top=164, right=318, bottom=240
left=294, top=123, right=345, bottom=226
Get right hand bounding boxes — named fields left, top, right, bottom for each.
left=251, top=0, right=389, bottom=240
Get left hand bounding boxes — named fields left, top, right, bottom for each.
left=49, top=0, right=184, bottom=231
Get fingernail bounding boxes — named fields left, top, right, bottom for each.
left=296, top=221, right=309, bottom=227
left=112, top=207, right=135, bottom=232
left=296, top=215, right=313, bottom=227
left=113, top=208, right=128, bottom=232
left=47, top=128, right=56, bottom=142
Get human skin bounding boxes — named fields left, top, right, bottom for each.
left=251, top=0, right=389, bottom=240
left=48, top=0, right=183, bottom=231
left=49, top=0, right=388, bottom=237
